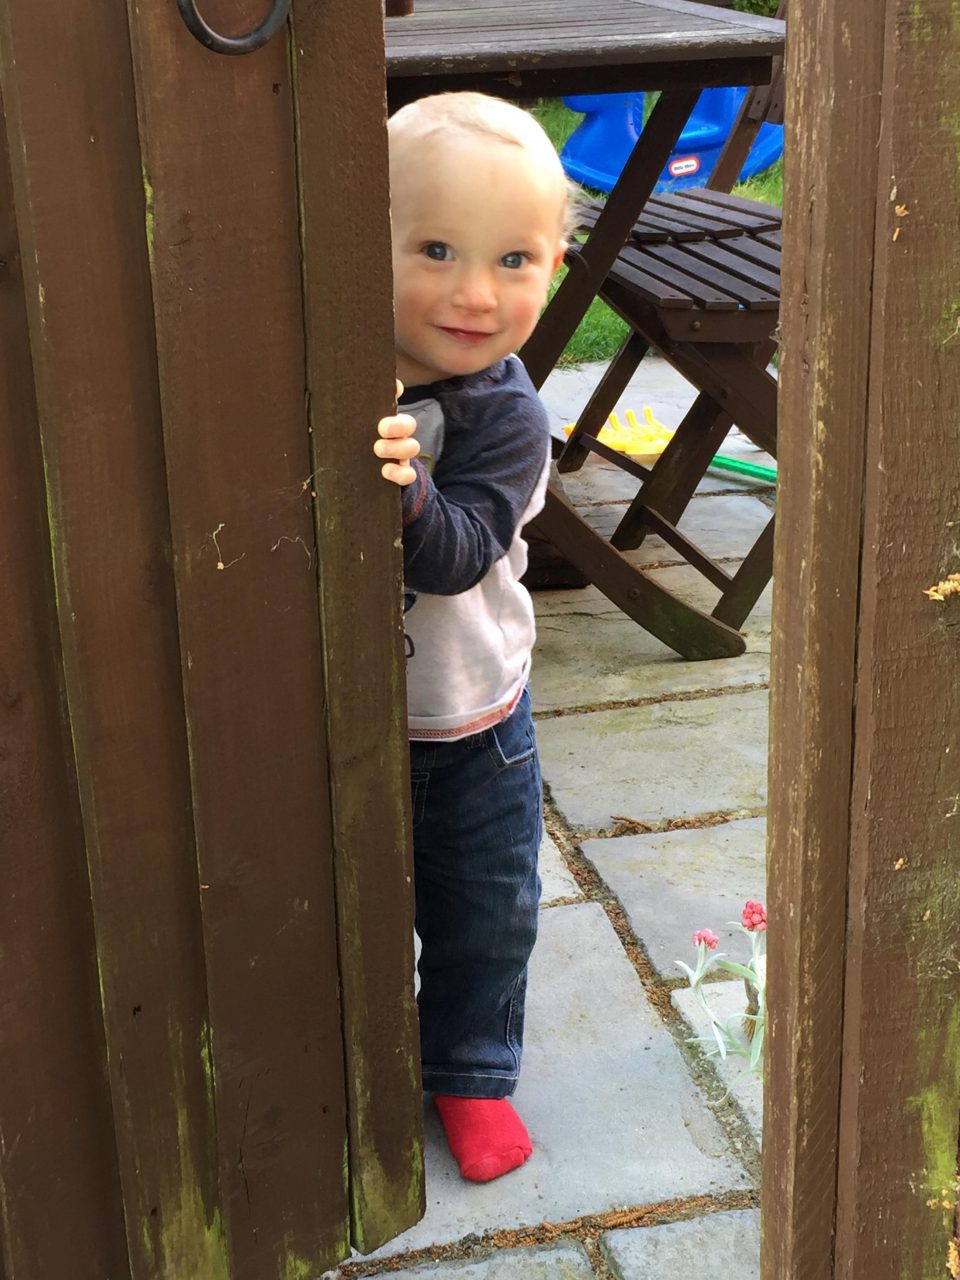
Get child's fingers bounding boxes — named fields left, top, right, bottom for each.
left=378, top=412, right=417, bottom=439
left=375, top=407, right=418, bottom=484
left=395, top=378, right=404, bottom=400
left=373, top=435, right=420, bottom=462
left=381, top=460, right=418, bottom=486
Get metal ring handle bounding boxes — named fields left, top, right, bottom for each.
left=174, top=0, right=291, bottom=55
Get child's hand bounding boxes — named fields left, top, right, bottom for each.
left=375, top=381, right=420, bottom=486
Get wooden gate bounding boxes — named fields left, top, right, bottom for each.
left=764, top=0, right=960, bottom=1275
left=0, top=2, right=423, bottom=1277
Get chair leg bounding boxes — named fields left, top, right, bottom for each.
left=666, top=342, right=778, bottom=458
left=555, top=330, right=649, bottom=472
left=611, top=393, right=733, bottom=549
left=521, top=470, right=589, bottom=590
left=712, top=515, right=776, bottom=629
left=535, top=484, right=746, bottom=660
left=520, top=88, right=701, bottom=388
left=599, top=281, right=778, bottom=456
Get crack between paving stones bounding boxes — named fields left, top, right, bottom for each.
left=574, top=488, right=773, bottom=508
left=556, top=552, right=745, bottom=573
left=532, top=680, right=770, bottom=721
left=540, top=894, right=586, bottom=910
left=575, top=805, right=767, bottom=842
left=331, top=1190, right=757, bottom=1277
left=542, top=798, right=763, bottom=1185
left=332, top=800, right=764, bottom=1278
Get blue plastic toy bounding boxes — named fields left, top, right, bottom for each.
left=560, top=90, right=783, bottom=194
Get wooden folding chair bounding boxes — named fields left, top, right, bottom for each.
left=552, top=3, right=785, bottom=633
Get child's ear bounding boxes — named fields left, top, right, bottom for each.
left=552, top=247, right=566, bottom=272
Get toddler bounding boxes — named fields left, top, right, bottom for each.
left=373, top=91, right=568, bottom=1183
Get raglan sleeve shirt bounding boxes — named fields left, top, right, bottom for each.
left=399, top=358, right=550, bottom=595
left=396, top=356, right=552, bottom=740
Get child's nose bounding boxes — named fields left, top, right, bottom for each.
left=452, top=268, right=496, bottom=312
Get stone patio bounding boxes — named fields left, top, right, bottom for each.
left=328, top=356, right=771, bottom=1279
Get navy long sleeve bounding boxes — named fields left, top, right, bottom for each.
left=399, top=358, right=550, bottom=596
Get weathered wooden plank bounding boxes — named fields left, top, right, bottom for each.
left=0, top=81, right=131, bottom=1280
left=761, top=0, right=899, bottom=1277
left=0, top=0, right=225, bottom=1272
left=385, top=0, right=784, bottom=77
left=292, top=0, right=425, bottom=1253
left=832, top=1, right=960, bottom=1275
left=679, top=239, right=781, bottom=293
left=387, top=59, right=779, bottom=112
left=641, top=244, right=778, bottom=307
left=126, top=1, right=351, bottom=1274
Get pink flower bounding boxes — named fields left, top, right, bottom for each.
left=742, top=900, right=767, bottom=932
left=693, top=928, right=719, bottom=950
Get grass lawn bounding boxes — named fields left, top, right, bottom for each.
left=531, top=98, right=784, bottom=367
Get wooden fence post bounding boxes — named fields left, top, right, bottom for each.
left=0, top=89, right=131, bottom=1280
left=765, top=0, right=960, bottom=1276
left=0, top=0, right=422, bottom=1273
left=0, top=2, right=226, bottom=1271
left=291, top=0, right=425, bottom=1252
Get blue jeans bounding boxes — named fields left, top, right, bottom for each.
left=409, top=686, right=542, bottom=1099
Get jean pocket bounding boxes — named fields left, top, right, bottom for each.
left=488, top=694, right=537, bottom=770
left=410, top=772, right=429, bottom=828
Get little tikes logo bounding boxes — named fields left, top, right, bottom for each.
left=669, top=155, right=701, bottom=177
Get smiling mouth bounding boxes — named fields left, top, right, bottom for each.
left=438, top=326, right=496, bottom=345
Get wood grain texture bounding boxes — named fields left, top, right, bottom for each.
left=3, top=0, right=425, bottom=1271
left=126, top=0, right=351, bottom=1273
left=0, top=77, right=131, bottom=1280
left=834, top=1, right=960, bottom=1274
left=763, top=0, right=886, bottom=1273
left=292, top=0, right=425, bottom=1253
left=764, top=0, right=960, bottom=1276
left=384, top=0, right=782, bottom=106
left=385, top=0, right=783, bottom=74
left=1, top=0, right=220, bottom=1272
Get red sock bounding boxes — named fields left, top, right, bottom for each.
left=434, top=1095, right=533, bottom=1183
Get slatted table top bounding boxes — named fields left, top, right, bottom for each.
left=385, top=0, right=785, bottom=79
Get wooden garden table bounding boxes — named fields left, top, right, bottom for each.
left=385, top=0, right=786, bottom=660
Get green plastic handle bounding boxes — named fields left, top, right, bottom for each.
left=708, top=453, right=777, bottom=484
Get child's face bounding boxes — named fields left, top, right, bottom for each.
left=391, top=133, right=565, bottom=386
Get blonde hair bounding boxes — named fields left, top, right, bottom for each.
left=389, top=92, right=578, bottom=240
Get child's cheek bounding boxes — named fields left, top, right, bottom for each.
left=396, top=275, right=435, bottom=322
left=514, top=292, right=547, bottom=340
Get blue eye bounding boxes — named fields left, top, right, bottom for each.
left=424, top=242, right=452, bottom=261
left=501, top=251, right=527, bottom=269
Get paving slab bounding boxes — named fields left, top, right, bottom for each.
left=531, top=570, right=771, bottom=632
left=553, top=455, right=655, bottom=507
left=601, top=1208, right=761, bottom=1278
left=537, top=688, right=769, bottom=833
left=578, top=493, right=772, bottom=568
left=329, top=1241, right=594, bottom=1279
left=556, top=452, right=772, bottom=511
left=370, top=903, right=748, bottom=1261
left=579, top=819, right=767, bottom=977
left=539, top=830, right=583, bottom=904
left=532, top=568, right=770, bottom=712
left=535, top=576, right=773, bottom=640
left=672, top=984, right=764, bottom=1140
